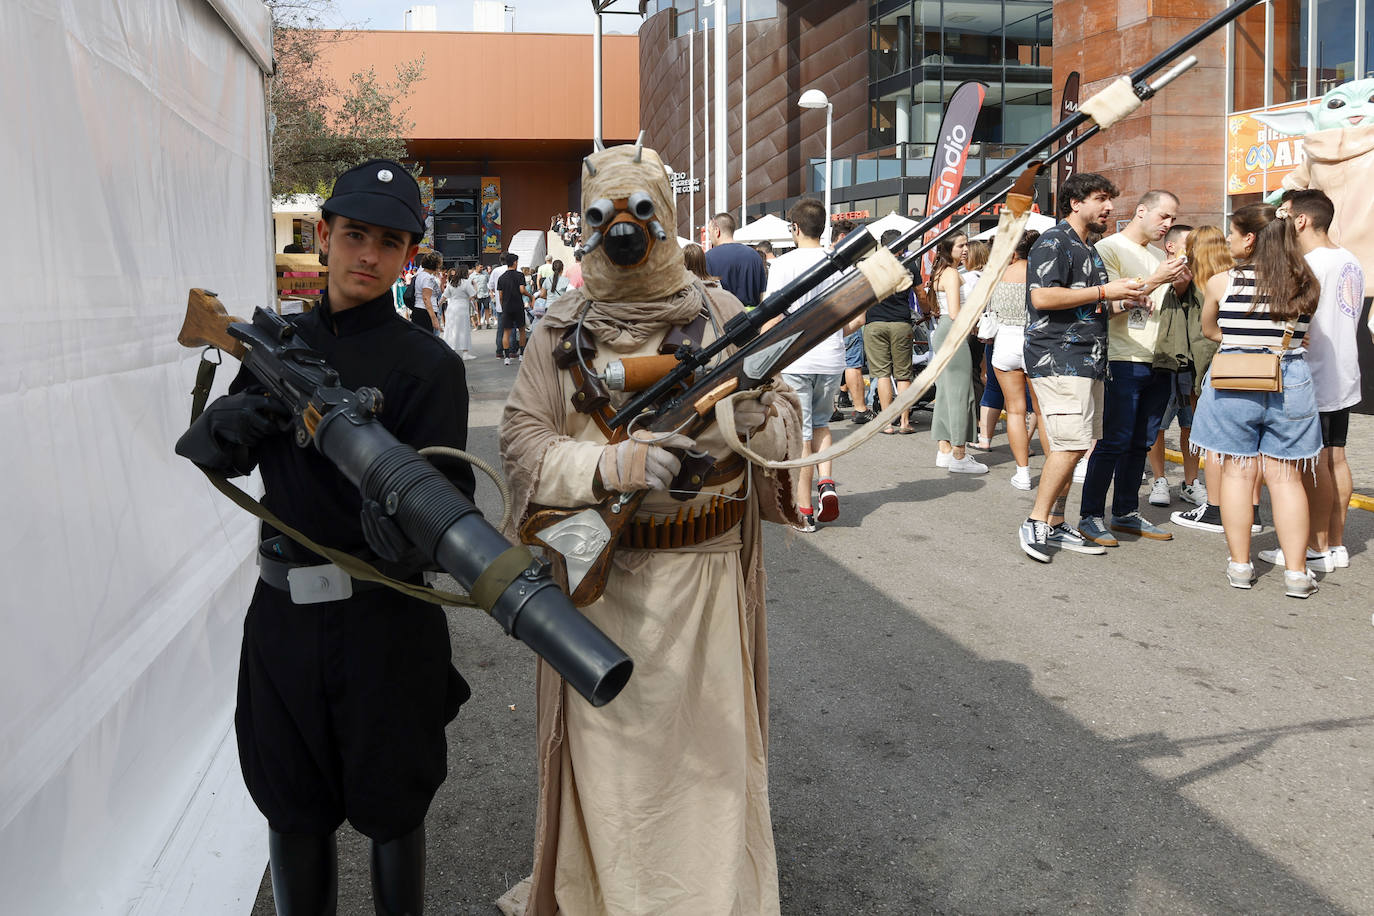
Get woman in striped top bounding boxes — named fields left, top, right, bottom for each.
left=1190, top=203, right=1323, bottom=597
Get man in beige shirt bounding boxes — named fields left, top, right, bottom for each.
left=1076, top=189, right=1189, bottom=547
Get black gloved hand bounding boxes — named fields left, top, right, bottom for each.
left=360, top=498, right=428, bottom=567
left=175, top=391, right=289, bottom=473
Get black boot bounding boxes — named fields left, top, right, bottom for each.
left=268, top=830, right=338, bottom=916
left=370, top=824, right=425, bottom=916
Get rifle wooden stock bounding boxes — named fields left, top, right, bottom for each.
left=178, top=288, right=247, bottom=359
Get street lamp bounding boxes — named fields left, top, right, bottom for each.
left=590, top=1, right=650, bottom=148
left=798, top=88, right=832, bottom=240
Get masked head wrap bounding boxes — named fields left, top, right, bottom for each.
left=579, top=142, right=692, bottom=303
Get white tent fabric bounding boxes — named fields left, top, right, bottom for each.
left=972, top=211, right=1056, bottom=239
left=1, top=0, right=273, bottom=912
left=732, top=213, right=793, bottom=244
left=865, top=211, right=918, bottom=240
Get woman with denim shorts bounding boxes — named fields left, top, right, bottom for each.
left=1190, top=203, right=1322, bottom=598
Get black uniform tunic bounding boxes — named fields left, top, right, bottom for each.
left=228, top=290, right=474, bottom=841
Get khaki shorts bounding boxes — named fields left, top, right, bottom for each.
left=862, top=321, right=915, bottom=381
left=1029, top=375, right=1103, bottom=452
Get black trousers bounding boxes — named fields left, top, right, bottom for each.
left=236, top=580, right=468, bottom=842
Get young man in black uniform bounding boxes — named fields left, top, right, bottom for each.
left=177, top=159, right=474, bottom=915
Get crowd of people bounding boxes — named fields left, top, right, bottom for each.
left=550, top=210, right=581, bottom=248
left=677, top=184, right=1369, bottom=598
left=392, top=249, right=584, bottom=364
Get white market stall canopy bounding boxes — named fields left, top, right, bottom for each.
left=733, top=214, right=793, bottom=244
left=866, top=211, right=918, bottom=240
left=2, top=0, right=275, bottom=912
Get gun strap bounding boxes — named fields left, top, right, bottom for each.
left=196, top=465, right=475, bottom=608
left=190, top=349, right=221, bottom=423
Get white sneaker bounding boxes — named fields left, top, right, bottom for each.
left=1179, top=480, right=1207, bottom=506
left=1257, top=547, right=1334, bottom=573
left=461, top=351, right=475, bottom=360
left=1226, top=558, right=1255, bottom=589
left=1148, top=476, right=1171, bottom=507
left=1073, top=458, right=1087, bottom=483
left=1330, top=545, right=1349, bottom=568
left=935, top=449, right=953, bottom=468
left=503, top=357, right=511, bottom=365
left=1285, top=569, right=1319, bottom=599
left=947, top=454, right=989, bottom=474
left=1010, top=466, right=1033, bottom=490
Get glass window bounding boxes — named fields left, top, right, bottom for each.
left=1234, top=0, right=1307, bottom=109
left=1004, top=1, right=1052, bottom=68
left=941, top=0, right=1002, bottom=67
left=1315, top=0, right=1358, bottom=92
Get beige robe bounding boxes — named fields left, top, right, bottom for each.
left=498, top=284, right=803, bottom=916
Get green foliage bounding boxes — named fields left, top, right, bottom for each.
left=267, top=1, right=426, bottom=198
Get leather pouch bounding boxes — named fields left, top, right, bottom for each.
left=1209, top=351, right=1282, bottom=392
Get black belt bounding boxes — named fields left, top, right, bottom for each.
left=257, top=536, right=385, bottom=603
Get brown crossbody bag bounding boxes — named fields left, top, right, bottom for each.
left=1208, top=318, right=1297, bottom=393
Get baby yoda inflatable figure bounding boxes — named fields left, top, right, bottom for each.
left=1256, top=78, right=1374, bottom=295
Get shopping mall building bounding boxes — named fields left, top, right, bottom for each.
left=315, top=2, right=1368, bottom=282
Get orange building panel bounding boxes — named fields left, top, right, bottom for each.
left=312, top=30, right=640, bottom=143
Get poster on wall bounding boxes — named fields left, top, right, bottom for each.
left=417, top=176, right=435, bottom=247
left=1226, top=99, right=1310, bottom=196
left=480, top=177, right=502, bottom=254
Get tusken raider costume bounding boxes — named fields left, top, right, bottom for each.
left=497, top=141, right=805, bottom=915
left=177, top=160, right=472, bottom=915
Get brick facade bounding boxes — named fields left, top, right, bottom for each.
left=640, top=2, right=868, bottom=238
left=1056, top=1, right=1232, bottom=226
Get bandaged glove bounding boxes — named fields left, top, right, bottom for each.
left=360, top=498, right=428, bottom=567
left=597, top=433, right=695, bottom=493
left=175, top=390, right=289, bottom=473
left=729, top=390, right=777, bottom=438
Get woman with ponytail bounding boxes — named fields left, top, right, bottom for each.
left=1190, top=203, right=1322, bottom=597
left=926, top=233, right=988, bottom=474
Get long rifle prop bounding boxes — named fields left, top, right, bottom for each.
left=177, top=291, right=632, bottom=706
left=611, top=0, right=1261, bottom=429
left=524, top=1, right=1260, bottom=606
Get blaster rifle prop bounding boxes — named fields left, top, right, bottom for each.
left=178, top=290, right=632, bottom=707
left=522, top=0, right=1259, bottom=606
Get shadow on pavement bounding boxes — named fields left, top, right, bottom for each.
left=764, top=533, right=1355, bottom=915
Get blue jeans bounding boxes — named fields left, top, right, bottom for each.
left=1080, top=361, right=1175, bottom=519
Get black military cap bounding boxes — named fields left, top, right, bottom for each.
left=321, top=159, right=424, bottom=236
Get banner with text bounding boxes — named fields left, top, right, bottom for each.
left=1226, top=100, right=1310, bottom=196
left=922, top=81, right=987, bottom=277
left=1055, top=71, right=1081, bottom=210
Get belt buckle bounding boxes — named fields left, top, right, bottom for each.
left=286, top=562, right=354, bottom=604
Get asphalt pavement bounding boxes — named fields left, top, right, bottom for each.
left=254, top=327, right=1373, bottom=915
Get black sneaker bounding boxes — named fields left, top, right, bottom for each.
left=1251, top=505, right=1263, bottom=534
left=829, top=409, right=846, bottom=423
left=1171, top=503, right=1223, bottom=532
left=851, top=409, right=875, bottom=425
left=817, top=479, right=839, bottom=523
left=799, top=511, right=817, bottom=533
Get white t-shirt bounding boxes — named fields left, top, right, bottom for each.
left=1304, top=245, right=1366, bottom=411
left=765, top=246, right=843, bottom=375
